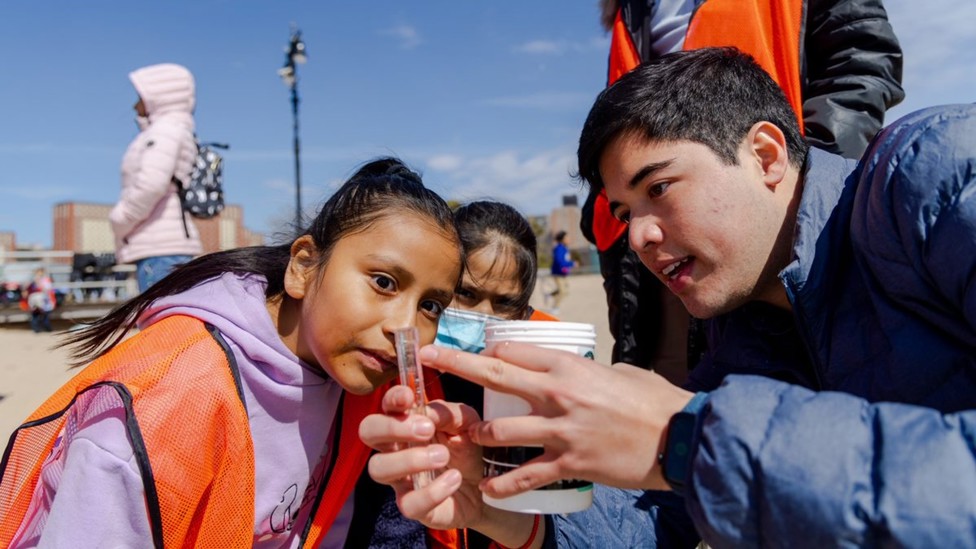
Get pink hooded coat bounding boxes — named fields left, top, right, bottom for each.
left=109, top=63, right=202, bottom=264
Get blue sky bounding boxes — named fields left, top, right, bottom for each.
left=0, top=1, right=972, bottom=247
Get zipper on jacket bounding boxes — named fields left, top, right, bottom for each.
left=782, top=278, right=824, bottom=390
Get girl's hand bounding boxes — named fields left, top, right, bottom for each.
left=359, top=384, right=486, bottom=530
left=360, top=385, right=549, bottom=548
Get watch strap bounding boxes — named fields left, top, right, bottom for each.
left=658, top=392, right=708, bottom=495
left=681, top=391, right=709, bottom=414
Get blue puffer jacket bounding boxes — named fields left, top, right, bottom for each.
left=685, top=104, right=976, bottom=547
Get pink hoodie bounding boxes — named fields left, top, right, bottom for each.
left=109, top=63, right=202, bottom=264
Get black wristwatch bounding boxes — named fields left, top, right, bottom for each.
left=658, top=393, right=707, bottom=496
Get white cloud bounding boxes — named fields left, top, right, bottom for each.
left=588, top=36, right=611, bottom=50
left=233, top=145, right=388, bottom=164
left=421, top=148, right=585, bottom=216
left=881, top=0, right=976, bottom=120
left=427, top=154, right=463, bottom=171
left=515, top=40, right=564, bottom=55
left=484, top=91, right=594, bottom=111
left=264, top=177, right=294, bottom=192
left=0, top=143, right=54, bottom=154
left=0, top=143, right=117, bottom=155
left=513, top=37, right=609, bottom=55
left=380, top=24, right=422, bottom=50
left=0, top=183, right=77, bottom=200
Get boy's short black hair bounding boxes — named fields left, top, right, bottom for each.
left=577, top=47, right=808, bottom=191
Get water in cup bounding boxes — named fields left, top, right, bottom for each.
left=481, top=320, right=597, bottom=514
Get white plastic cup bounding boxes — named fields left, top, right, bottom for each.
left=481, top=320, right=597, bottom=514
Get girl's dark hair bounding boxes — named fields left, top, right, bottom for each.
left=577, top=47, right=808, bottom=191
left=453, top=200, right=537, bottom=317
left=64, top=156, right=459, bottom=365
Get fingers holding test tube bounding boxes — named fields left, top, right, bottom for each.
left=416, top=342, right=694, bottom=496
left=360, top=382, right=492, bottom=529
left=360, top=327, right=491, bottom=529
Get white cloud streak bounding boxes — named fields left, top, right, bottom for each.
left=513, top=36, right=609, bottom=55
left=0, top=183, right=78, bottom=200
left=880, top=0, right=976, bottom=120
left=0, top=143, right=118, bottom=155
left=423, top=148, right=585, bottom=216
left=483, top=91, right=594, bottom=111
left=380, top=24, right=422, bottom=50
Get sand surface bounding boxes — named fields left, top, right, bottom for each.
left=0, top=272, right=613, bottom=444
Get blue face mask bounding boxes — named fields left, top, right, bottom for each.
left=435, top=307, right=504, bottom=354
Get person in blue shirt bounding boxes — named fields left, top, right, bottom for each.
left=547, top=231, right=577, bottom=314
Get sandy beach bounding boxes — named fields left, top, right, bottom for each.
left=0, top=272, right=612, bottom=444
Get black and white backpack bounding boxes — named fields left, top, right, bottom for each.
left=173, top=139, right=229, bottom=237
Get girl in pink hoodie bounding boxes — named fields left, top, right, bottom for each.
left=109, top=63, right=201, bottom=292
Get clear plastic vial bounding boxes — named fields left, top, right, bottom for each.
left=395, top=327, right=435, bottom=489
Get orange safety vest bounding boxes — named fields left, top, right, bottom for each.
left=0, top=315, right=384, bottom=548
left=591, top=0, right=805, bottom=252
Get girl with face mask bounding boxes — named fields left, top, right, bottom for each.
left=348, top=201, right=555, bottom=548
left=435, top=200, right=555, bottom=416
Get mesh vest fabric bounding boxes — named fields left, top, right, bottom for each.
left=0, top=315, right=254, bottom=548
left=0, top=314, right=387, bottom=547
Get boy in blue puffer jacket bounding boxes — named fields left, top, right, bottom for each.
left=361, top=47, right=976, bottom=548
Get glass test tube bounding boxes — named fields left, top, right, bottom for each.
left=395, top=326, right=435, bottom=489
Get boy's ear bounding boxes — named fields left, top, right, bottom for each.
left=284, top=235, right=319, bottom=300
left=748, top=121, right=790, bottom=189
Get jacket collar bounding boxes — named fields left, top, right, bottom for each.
left=779, top=148, right=860, bottom=302
left=777, top=148, right=860, bottom=371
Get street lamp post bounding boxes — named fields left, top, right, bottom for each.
left=278, top=26, right=307, bottom=229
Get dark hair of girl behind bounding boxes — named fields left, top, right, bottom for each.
left=454, top=200, right=537, bottom=317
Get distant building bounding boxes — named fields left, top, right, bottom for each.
left=53, top=203, right=115, bottom=258
left=0, top=232, right=15, bottom=253
left=53, top=202, right=264, bottom=259
left=192, top=204, right=266, bottom=252
left=547, top=203, right=583, bottom=245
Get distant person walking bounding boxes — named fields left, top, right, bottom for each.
left=547, top=230, right=576, bottom=314
left=109, top=63, right=201, bottom=293
left=24, top=268, right=55, bottom=333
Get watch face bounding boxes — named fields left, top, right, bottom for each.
left=662, top=411, right=698, bottom=493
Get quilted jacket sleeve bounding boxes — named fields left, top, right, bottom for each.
left=550, top=485, right=700, bottom=548
left=686, top=376, right=976, bottom=548
left=852, top=103, right=976, bottom=345
left=802, top=0, right=905, bottom=158
left=108, top=122, right=184, bottom=241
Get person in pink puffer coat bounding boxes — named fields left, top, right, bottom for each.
left=109, top=63, right=202, bottom=292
